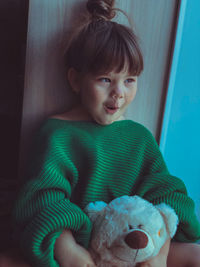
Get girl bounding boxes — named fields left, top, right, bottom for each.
left=12, top=0, right=200, bottom=266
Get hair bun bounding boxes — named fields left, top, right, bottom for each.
left=86, top=0, right=116, bottom=21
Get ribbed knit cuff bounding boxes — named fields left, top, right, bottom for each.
left=21, top=198, right=92, bottom=266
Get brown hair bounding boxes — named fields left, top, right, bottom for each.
left=64, top=0, right=143, bottom=76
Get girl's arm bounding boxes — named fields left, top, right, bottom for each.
left=12, top=123, right=92, bottom=266
left=138, top=241, right=200, bottom=267
left=136, top=125, right=200, bottom=243
left=167, top=242, right=200, bottom=267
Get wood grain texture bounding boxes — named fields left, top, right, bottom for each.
left=122, top=0, right=178, bottom=138
left=19, top=0, right=178, bottom=177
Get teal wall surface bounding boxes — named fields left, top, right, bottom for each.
left=160, top=0, right=200, bottom=218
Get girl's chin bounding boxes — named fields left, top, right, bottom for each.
left=93, top=115, right=124, bottom=125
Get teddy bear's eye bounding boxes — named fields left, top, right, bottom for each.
left=158, top=228, right=164, bottom=236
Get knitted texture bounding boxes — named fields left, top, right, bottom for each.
left=13, top=119, right=200, bottom=267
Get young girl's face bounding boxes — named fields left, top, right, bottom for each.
left=72, top=67, right=138, bottom=125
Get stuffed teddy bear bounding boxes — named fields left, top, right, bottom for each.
left=84, top=195, right=178, bottom=267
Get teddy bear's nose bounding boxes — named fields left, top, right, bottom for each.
left=125, top=230, right=148, bottom=249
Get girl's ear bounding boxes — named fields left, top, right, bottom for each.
left=67, top=68, right=81, bottom=93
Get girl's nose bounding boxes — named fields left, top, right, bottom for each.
left=110, top=85, right=123, bottom=99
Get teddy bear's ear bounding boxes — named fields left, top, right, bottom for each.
left=84, top=201, right=107, bottom=222
left=156, top=203, right=179, bottom=238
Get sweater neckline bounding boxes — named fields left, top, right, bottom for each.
left=47, top=117, right=133, bottom=127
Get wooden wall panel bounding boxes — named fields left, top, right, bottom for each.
left=19, top=0, right=178, bottom=177
left=124, top=1, right=178, bottom=139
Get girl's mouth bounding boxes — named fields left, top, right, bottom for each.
left=104, top=105, right=119, bottom=114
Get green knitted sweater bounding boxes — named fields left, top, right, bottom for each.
left=13, top=119, right=200, bottom=267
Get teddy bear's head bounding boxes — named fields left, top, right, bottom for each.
left=85, top=195, right=178, bottom=267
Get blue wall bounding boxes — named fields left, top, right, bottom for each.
left=160, top=0, right=200, bottom=219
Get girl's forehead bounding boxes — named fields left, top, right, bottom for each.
left=90, top=63, right=141, bottom=78
left=91, top=67, right=137, bottom=77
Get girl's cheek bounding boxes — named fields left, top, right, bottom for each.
left=89, top=90, right=106, bottom=105
left=96, top=88, right=108, bottom=98
left=128, top=88, right=137, bottom=102
left=131, top=86, right=137, bottom=96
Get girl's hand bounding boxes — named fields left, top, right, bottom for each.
left=135, top=254, right=167, bottom=267
left=136, top=238, right=170, bottom=267
left=54, top=229, right=96, bottom=267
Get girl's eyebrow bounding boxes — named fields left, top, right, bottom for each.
left=94, top=73, right=111, bottom=77
left=127, top=73, right=137, bottom=77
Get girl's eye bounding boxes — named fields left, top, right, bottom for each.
left=99, top=77, right=111, bottom=83
left=125, top=78, right=136, bottom=84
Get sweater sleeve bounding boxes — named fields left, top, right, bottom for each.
left=12, top=126, right=92, bottom=267
left=135, top=127, right=200, bottom=243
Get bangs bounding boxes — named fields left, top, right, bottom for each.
left=65, top=21, right=143, bottom=76
left=88, top=23, right=143, bottom=76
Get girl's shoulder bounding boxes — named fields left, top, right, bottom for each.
left=120, top=119, right=154, bottom=138
left=36, top=112, right=72, bottom=139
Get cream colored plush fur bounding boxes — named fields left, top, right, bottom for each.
left=85, top=195, right=178, bottom=267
